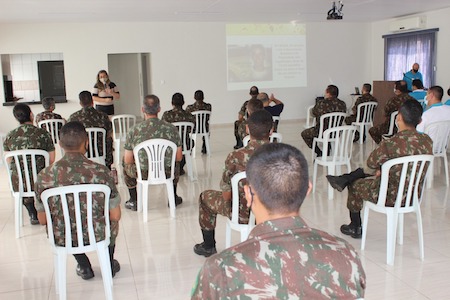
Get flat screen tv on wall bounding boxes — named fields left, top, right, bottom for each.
left=38, top=60, right=66, bottom=101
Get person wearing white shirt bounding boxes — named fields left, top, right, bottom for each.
left=416, top=86, right=450, bottom=132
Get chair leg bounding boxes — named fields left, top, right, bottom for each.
left=386, top=212, right=398, bottom=266
left=205, top=134, right=211, bottom=157
left=192, top=134, right=197, bottom=159
left=312, top=161, right=318, bottom=194
left=55, top=253, right=67, bottom=300
left=166, top=182, right=176, bottom=218
left=15, top=196, right=21, bottom=239
left=444, top=156, right=449, bottom=186
left=311, top=139, right=317, bottom=163
left=427, top=159, right=434, bottom=189
left=185, top=152, right=196, bottom=181
left=397, top=213, right=404, bottom=245
left=358, top=125, right=364, bottom=144
left=143, top=184, right=149, bottom=223
left=361, top=205, right=369, bottom=250
left=416, top=208, right=424, bottom=261
left=97, top=247, right=114, bottom=300
left=225, top=223, right=231, bottom=248
left=137, top=183, right=143, bottom=212
left=327, top=166, right=335, bottom=200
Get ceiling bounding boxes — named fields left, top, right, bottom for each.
left=0, top=0, right=449, bottom=23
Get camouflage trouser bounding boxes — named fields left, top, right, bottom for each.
left=110, top=220, right=119, bottom=246
left=369, top=122, right=390, bottom=144
left=234, top=120, right=242, bottom=136
left=345, top=115, right=357, bottom=125
left=10, top=173, right=36, bottom=205
left=199, top=190, right=232, bottom=231
left=301, top=126, right=319, bottom=149
left=122, top=161, right=180, bottom=188
left=238, top=120, right=248, bottom=140
left=106, top=137, right=113, bottom=169
left=347, top=177, right=379, bottom=212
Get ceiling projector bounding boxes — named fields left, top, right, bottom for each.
left=327, top=1, right=343, bottom=20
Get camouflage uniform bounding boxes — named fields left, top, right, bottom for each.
left=35, top=111, right=63, bottom=124
left=369, top=93, right=415, bottom=144
left=68, top=107, right=113, bottom=168
left=191, top=216, right=366, bottom=299
left=347, top=129, right=433, bottom=212
left=345, top=94, right=378, bottom=125
left=161, top=107, right=195, bottom=124
left=34, top=152, right=120, bottom=246
left=123, top=118, right=181, bottom=188
left=3, top=124, right=55, bottom=205
left=199, top=140, right=267, bottom=231
left=237, top=120, right=248, bottom=140
left=234, top=99, right=251, bottom=137
left=301, top=97, right=347, bottom=148
left=186, top=101, right=212, bottom=150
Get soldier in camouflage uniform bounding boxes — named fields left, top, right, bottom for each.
left=186, top=90, right=212, bottom=154
left=162, top=92, right=195, bottom=175
left=3, top=103, right=55, bottom=225
left=123, top=94, right=183, bottom=211
left=233, top=86, right=259, bottom=149
left=345, top=83, right=378, bottom=142
left=301, top=85, right=347, bottom=156
left=68, top=91, right=114, bottom=169
left=327, top=100, right=433, bottom=238
left=193, top=110, right=273, bottom=257
left=191, top=143, right=366, bottom=299
left=369, top=80, right=415, bottom=144
left=35, top=97, right=64, bottom=124
left=237, top=98, right=264, bottom=141
left=35, top=121, right=121, bottom=280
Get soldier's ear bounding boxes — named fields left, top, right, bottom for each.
left=306, top=181, right=313, bottom=197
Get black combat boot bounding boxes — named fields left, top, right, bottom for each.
left=73, top=254, right=94, bottom=280
left=194, top=230, right=217, bottom=257
left=125, top=187, right=137, bottom=211
left=234, top=134, right=243, bottom=149
left=169, top=184, right=183, bottom=207
left=340, top=211, right=362, bottom=239
left=24, top=201, right=39, bottom=225
left=109, top=245, right=120, bottom=278
left=326, top=168, right=366, bottom=192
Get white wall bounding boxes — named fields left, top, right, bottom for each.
left=371, top=7, right=450, bottom=88
left=0, top=21, right=371, bottom=133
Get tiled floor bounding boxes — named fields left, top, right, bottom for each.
left=0, top=120, right=449, bottom=299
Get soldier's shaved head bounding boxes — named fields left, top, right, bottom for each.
left=257, top=92, right=269, bottom=103
left=247, top=109, right=272, bottom=140
left=399, top=99, right=423, bottom=128
left=143, top=94, right=160, bottom=115
left=13, top=103, right=32, bottom=124
left=42, top=97, right=55, bottom=110
left=60, top=121, right=88, bottom=151
left=246, top=98, right=263, bottom=115
left=246, top=143, right=309, bottom=214
left=79, top=91, right=94, bottom=108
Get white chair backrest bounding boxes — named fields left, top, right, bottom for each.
left=386, top=111, right=399, bottom=136
left=4, top=149, right=50, bottom=196
left=355, top=102, right=378, bottom=124
left=173, top=121, right=194, bottom=152
left=424, top=120, right=450, bottom=156
left=38, top=119, right=66, bottom=145
left=40, top=184, right=111, bottom=252
left=192, top=111, right=211, bottom=134
left=133, top=139, right=177, bottom=182
left=377, top=155, right=433, bottom=210
left=269, top=132, right=283, bottom=143
left=305, top=105, right=316, bottom=128
left=318, top=112, right=347, bottom=139
left=111, top=114, right=136, bottom=142
left=230, top=171, right=247, bottom=224
left=85, top=127, right=106, bottom=165
left=322, top=125, right=356, bottom=161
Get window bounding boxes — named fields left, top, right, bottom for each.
left=383, top=28, right=438, bottom=88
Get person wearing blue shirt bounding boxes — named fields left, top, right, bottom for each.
left=403, top=63, right=423, bottom=92
left=416, top=86, right=450, bottom=133
left=409, top=79, right=427, bottom=100
left=445, top=88, right=450, bottom=106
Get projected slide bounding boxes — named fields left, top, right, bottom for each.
left=226, top=24, right=307, bottom=91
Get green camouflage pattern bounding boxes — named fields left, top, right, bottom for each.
left=191, top=216, right=366, bottom=299
left=199, top=140, right=268, bottom=231
left=369, top=93, right=415, bottom=144
left=35, top=152, right=120, bottom=247
left=4, top=124, right=55, bottom=204
left=123, top=118, right=181, bottom=188
left=347, top=129, right=433, bottom=211
left=345, top=94, right=378, bottom=124
left=186, top=101, right=212, bottom=114
left=161, top=107, right=195, bottom=124
left=301, top=97, right=347, bottom=148
left=35, top=111, right=63, bottom=124
left=68, top=107, right=113, bottom=168
left=238, top=119, right=248, bottom=140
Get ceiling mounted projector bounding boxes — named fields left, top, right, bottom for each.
left=327, top=1, right=343, bottom=20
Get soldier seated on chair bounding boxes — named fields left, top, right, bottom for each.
left=35, top=97, right=65, bottom=125
left=345, top=83, right=378, bottom=142
left=191, top=143, right=366, bottom=299
left=123, top=94, right=183, bottom=211
left=35, top=121, right=121, bottom=280
left=301, top=84, right=347, bottom=157
left=233, top=86, right=259, bottom=149
left=327, top=100, right=432, bottom=239
left=3, top=103, right=56, bottom=225
left=186, top=90, right=212, bottom=154
left=162, top=92, right=195, bottom=176
left=237, top=98, right=264, bottom=143
left=193, top=110, right=273, bottom=257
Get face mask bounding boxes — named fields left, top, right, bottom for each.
left=413, top=69, right=419, bottom=73
left=100, top=78, right=107, bottom=84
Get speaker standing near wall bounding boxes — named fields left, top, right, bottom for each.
left=92, top=70, right=120, bottom=116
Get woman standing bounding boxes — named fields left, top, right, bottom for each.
left=92, top=70, right=120, bottom=115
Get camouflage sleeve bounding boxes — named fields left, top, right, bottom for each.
left=191, top=260, right=224, bottom=299
left=161, top=111, right=168, bottom=122
left=170, top=126, right=182, bottom=147
left=219, top=153, right=235, bottom=192
left=353, top=97, right=363, bottom=114
left=123, top=129, right=134, bottom=151
left=367, top=138, right=391, bottom=170
left=100, top=166, right=121, bottom=209
left=311, top=101, right=322, bottom=118
left=238, top=101, right=247, bottom=116
left=384, top=98, right=397, bottom=117
left=34, top=171, right=48, bottom=212
left=41, top=131, right=56, bottom=152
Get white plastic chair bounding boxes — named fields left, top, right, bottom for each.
left=173, top=121, right=196, bottom=181
left=191, top=110, right=211, bottom=158
left=424, top=120, right=450, bottom=188
left=352, top=102, right=378, bottom=144
left=225, top=172, right=256, bottom=248
left=242, top=132, right=283, bottom=147
left=133, top=139, right=177, bottom=221
left=361, top=154, right=434, bottom=265
left=313, top=126, right=356, bottom=200
left=311, top=112, right=347, bottom=162
left=86, top=127, right=106, bottom=166
left=272, top=115, right=281, bottom=132
left=40, top=184, right=113, bottom=300
left=382, top=111, right=399, bottom=140
left=4, top=149, right=50, bottom=238
left=111, top=114, right=136, bottom=167
left=304, top=105, right=316, bottom=129
left=38, top=119, right=66, bottom=145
